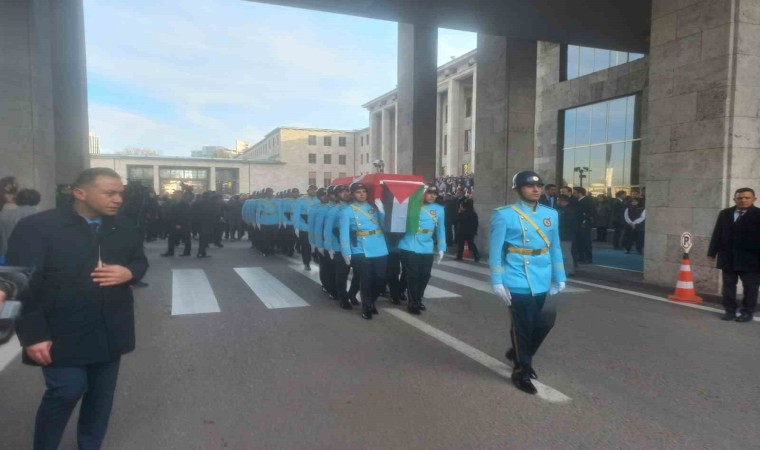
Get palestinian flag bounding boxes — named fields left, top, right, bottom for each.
left=380, top=180, right=426, bottom=233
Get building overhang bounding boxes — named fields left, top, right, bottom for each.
left=246, top=0, right=651, bottom=53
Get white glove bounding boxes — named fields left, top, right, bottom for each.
left=294, top=229, right=300, bottom=237
left=256, top=223, right=261, bottom=230
left=279, top=223, right=284, bottom=229
left=549, top=281, right=566, bottom=296
left=316, top=247, right=323, bottom=255
left=437, top=251, right=445, bottom=264
left=344, top=255, right=351, bottom=266
left=328, top=250, right=335, bottom=259
left=491, top=284, right=512, bottom=306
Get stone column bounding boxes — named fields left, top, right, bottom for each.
left=51, top=0, right=89, bottom=185
left=369, top=112, right=381, bottom=163
left=471, top=68, right=478, bottom=173
left=209, top=167, right=216, bottom=193
left=644, top=0, right=760, bottom=293
left=0, top=0, right=56, bottom=209
left=446, top=77, right=463, bottom=176
left=473, top=35, right=538, bottom=254
left=397, top=23, right=437, bottom=178
left=381, top=107, right=392, bottom=172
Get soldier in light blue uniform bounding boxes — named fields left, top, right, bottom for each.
left=293, top=185, right=318, bottom=270
left=256, top=188, right=279, bottom=256
left=398, top=185, right=447, bottom=315
left=324, top=185, right=357, bottom=310
left=309, top=188, right=329, bottom=292
left=279, top=189, right=298, bottom=257
left=489, top=171, right=567, bottom=395
left=317, top=186, right=338, bottom=299
left=339, top=182, right=388, bottom=320
left=241, top=191, right=259, bottom=250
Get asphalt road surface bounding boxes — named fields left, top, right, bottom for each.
left=1, top=240, right=759, bottom=449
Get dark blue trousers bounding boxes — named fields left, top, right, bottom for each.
left=35, top=358, right=121, bottom=450
left=509, top=293, right=555, bottom=370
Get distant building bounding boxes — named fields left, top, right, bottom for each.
left=88, top=133, right=100, bottom=155
left=235, top=140, right=249, bottom=154
left=191, top=145, right=237, bottom=159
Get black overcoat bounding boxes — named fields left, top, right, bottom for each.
left=6, top=206, right=148, bottom=366
left=707, top=205, right=760, bottom=272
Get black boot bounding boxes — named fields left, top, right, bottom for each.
left=511, top=368, right=537, bottom=395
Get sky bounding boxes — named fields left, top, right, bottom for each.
left=84, top=0, right=477, bottom=156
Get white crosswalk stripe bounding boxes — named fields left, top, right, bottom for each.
left=434, top=262, right=588, bottom=294
left=171, top=269, right=221, bottom=315
left=235, top=267, right=309, bottom=309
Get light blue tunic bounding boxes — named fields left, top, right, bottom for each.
left=339, top=202, right=388, bottom=258
left=294, top=196, right=319, bottom=232
left=398, top=203, right=447, bottom=254
left=257, top=198, right=280, bottom=226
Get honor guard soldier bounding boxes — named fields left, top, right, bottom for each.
left=318, top=186, right=338, bottom=299
left=339, top=182, right=388, bottom=320
left=489, top=171, right=567, bottom=395
left=324, top=185, right=357, bottom=309
left=294, top=185, right=319, bottom=270
left=309, top=188, right=329, bottom=292
left=398, top=184, right=446, bottom=314
left=256, top=188, right=279, bottom=256
left=280, top=189, right=298, bottom=256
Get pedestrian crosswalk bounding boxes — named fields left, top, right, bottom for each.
left=167, top=255, right=586, bottom=316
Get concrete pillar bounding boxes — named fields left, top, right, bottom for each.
left=473, top=35, right=538, bottom=253
left=644, top=0, right=760, bottom=293
left=446, top=77, right=463, bottom=176
left=209, top=168, right=216, bottom=193
left=51, top=0, right=89, bottom=185
left=389, top=106, right=397, bottom=173
left=397, top=23, right=437, bottom=178
left=381, top=107, right=392, bottom=172
left=471, top=68, right=478, bottom=173
left=0, top=0, right=56, bottom=209
left=152, top=165, right=160, bottom=193
left=369, top=112, right=381, bottom=163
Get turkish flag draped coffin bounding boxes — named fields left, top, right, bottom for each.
left=351, top=173, right=426, bottom=234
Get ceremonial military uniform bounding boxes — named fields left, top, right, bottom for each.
left=339, top=183, right=388, bottom=320
left=318, top=187, right=338, bottom=298
left=293, top=186, right=319, bottom=269
left=489, top=171, right=566, bottom=395
left=256, top=189, right=279, bottom=256
left=399, top=185, right=446, bottom=314
left=279, top=190, right=297, bottom=256
left=324, top=186, right=352, bottom=306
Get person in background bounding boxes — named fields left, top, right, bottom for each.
left=0, top=176, right=19, bottom=213
left=538, top=184, right=558, bottom=209
left=594, top=194, right=611, bottom=242
left=1, top=189, right=41, bottom=259
left=557, top=194, right=578, bottom=275
left=622, top=197, right=646, bottom=255
left=610, top=190, right=628, bottom=250
left=708, top=187, right=760, bottom=323
left=455, top=199, right=480, bottom=262
left=572, top=186, right=595, bottom=264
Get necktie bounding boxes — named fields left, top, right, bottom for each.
left=736, top=210, right=744, bottom=222
left=89, top=222, right=100, bottom=236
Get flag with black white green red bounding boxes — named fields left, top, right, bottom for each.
left=380, top=180, right=426, bottom=233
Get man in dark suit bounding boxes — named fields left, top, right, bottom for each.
left=7, top=168, right=148, bottom=449
left=572, top=186, right=596, bottom=263
left=610, top=190, right=628, bottom=249
left=538, top=184, right=558, bottom=209
left=708, top=187, right=760, bottom=322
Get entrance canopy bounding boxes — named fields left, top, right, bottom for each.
left=248, top=0, right=651, bottom=52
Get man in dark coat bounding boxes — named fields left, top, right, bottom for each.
left=7, top=168, right=148, bottom=449
left=708, top=187, right=760, bottom=322
left=161, top=190, right=192, bottom=257
left=610, top=190, right=628, bottom=249
left=572, top=186, right=596, bottom=263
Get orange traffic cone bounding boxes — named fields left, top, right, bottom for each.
left=464, top=242, right=472, bottom=258
left=668, top=253, right=703, bottom=304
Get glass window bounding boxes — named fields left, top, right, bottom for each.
left=561, top=94, right=641, bottom=195
left=360, top=154, right=364, bottom=164
left=324, top=136, right=332, bottom=146
left=443, top=135, right=448, bottom=155
left=323, top=172, right=332, bottom=187
left=324, top=154, right=332, bottom=164
left=590, top=102, right=607, bottom=144
left=339, top=137, right=346, bottom=147
left=308, top=153, right=316, bottom=164
left=464, top=129, right=472, bottom=152
left=565, top=45, right=646, bottom=81
left=308, top=135, right=316, bottom=145
left=339, top=155, right=346, bottom=165
left=465, top=97, right=472, bottom=118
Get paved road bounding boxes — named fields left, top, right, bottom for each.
left=1, top=240, right=758, bottom=449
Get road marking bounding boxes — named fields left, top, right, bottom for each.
left=171, top=269, right=221, bottom=316
left=568, top=279, right=760, bottom=322
left=592, top=264, right=642, bottom=273
left=384, top=308, right=571, bottom=403
left=0, top=335, right=21, bottom=372
left=436, top=263, right=587, bottom=294
left=235, top=267, right=309, bottom=309
left=288, top=264, right=460, bottom=299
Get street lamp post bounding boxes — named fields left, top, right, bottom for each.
left=574, top=166, right=591, bottom=188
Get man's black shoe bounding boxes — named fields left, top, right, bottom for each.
left=505, top=348, right=537, bottom=379
left=419, top=303, right=426, bottom=311
left=721, top=311, right=737, bottom=321
left=350, top=297, right=360, bottom=306
left=407, top=306, right=421, bottom=315
left=161, top=253, right=174, bottom=257
left=511, top=373, right=537, bottom=395
left=361, top=311, right=373, bottom=320
left=736, top=313, right=754, bottom=323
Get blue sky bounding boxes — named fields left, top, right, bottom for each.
left=84, top=0, right=476, bottom=156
